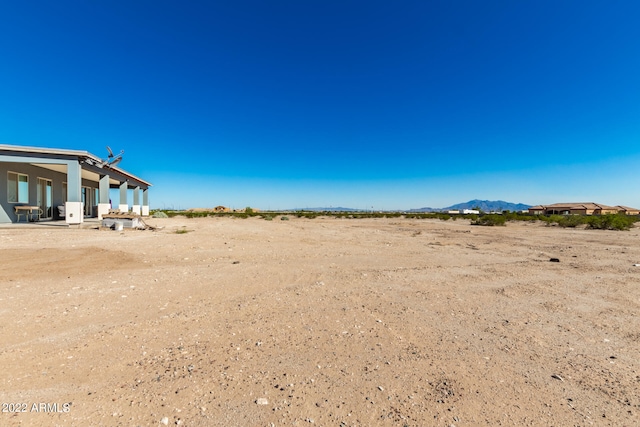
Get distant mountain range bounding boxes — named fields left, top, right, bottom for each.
left=408, top=199, right=531, bottom=213
left=286, top=207, right=360, bottom=212
left=284, top=200, right=531, bottom=213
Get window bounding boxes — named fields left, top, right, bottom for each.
left=8, top=172, right=29, bottom=203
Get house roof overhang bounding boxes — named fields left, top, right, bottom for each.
left=0, top=144, right=152, bottom=189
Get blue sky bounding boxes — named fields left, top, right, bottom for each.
left=2, top=1, right=639, bottom=210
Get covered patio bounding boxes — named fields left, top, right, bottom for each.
left=0, top=145, right=152, bottom=225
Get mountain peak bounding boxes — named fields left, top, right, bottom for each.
left=409, top=200, right=531, bottom=213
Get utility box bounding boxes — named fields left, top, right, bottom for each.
left=65, top=202, right=84, bottom=224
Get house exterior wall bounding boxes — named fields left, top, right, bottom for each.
left=530, top=204, right=639, bottom=216
left=0, top=162, right=98, bottom=223
left=590, top=208, right=617, bottom=215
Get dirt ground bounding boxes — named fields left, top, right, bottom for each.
left=1, top=216, right=639, bottom=426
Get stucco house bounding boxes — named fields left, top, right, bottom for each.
left=528, top=202, right=636, bottom=216
left=1, top=144, right=151, bottom=224
left=615, top=205, right=640, bottom=215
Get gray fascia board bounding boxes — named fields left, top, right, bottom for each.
left=0, top=144, right=151, bottom=187
left=103, top=165, right=152, bottom=187
left=0, top=145, right=97, bottom=162
left=80, top=161, right=149, bottom=189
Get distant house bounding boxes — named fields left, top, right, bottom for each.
left=528, top=206, right=547, bottom=215
left=616, top=205, right=640, bottom=215
left=1, top=144, right=151, bottom=224
left=528, top=202, right=636, bottom=216
left=445, top=209, right=480, bottom=215
left=186, top=206, right=232, bottom=213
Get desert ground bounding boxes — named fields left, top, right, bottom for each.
left=1, top=216, right=639, bottom=426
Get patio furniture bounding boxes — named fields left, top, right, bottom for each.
left=14, top=205, right=43, bottom=222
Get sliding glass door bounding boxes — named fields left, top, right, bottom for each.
left=81, top=186, right=99, bottom=216
left=37, top=178, right=53, bottom=219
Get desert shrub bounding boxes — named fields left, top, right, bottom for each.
left=184, top=211, right=209, bottom=218
left=537, top=213, right=637, bottom=230
left=293, top=211, right=318, bottom=219
left=556, top=215, right=584, bottom=228
left=586, top=214, right=636, bottom=230
left=503, top=212, right=537, bottom=222
left=152, top=211, right=168, bottom=218
left=471, top=214, right=506, bottom=226
left=281, top=216, right=289, bottom=221
left=262, top=215, right=273, bottom=221
left=161, top=210, right=181, bottom=218
left=540, top=214, right=563, bottom=226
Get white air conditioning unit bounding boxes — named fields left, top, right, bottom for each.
left=65, top=202, right=84, bottom=224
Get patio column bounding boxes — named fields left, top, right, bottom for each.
left=142, top=188, right=150, bottom=216
left=132, top=186, right=141, bottom=215
left=98, top=174, right=110, bottom=219
left=119, top=181, right=128, bottom=212
left=65, top=160, right=83, bottom=224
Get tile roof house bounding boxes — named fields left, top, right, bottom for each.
left=529, top=202, right=637, bottom=215
left=615, top=205, right=640, bottom=215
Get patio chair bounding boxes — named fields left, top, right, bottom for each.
left=15, top=206, right=27, bottom=222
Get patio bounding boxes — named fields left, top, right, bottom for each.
left=0, top=217, right=102, bottom=229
